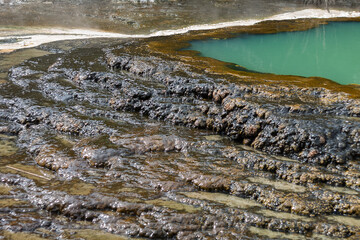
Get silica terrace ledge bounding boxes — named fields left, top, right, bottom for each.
left=100, top=16, right=360, bottom=168
left=1, top=18, right=360, bottom=239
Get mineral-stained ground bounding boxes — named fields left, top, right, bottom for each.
left=0, top=18, right=360, bottom=239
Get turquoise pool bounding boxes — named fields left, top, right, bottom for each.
left=186, top=21, right=360, bottom=85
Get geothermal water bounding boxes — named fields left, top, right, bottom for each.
left=187, top=21, right=360, bottom=85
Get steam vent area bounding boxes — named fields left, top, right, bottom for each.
left=1, top=0, right=360, bottom=239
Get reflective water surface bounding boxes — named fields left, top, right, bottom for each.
left=187, top=21, right=360, bottom=85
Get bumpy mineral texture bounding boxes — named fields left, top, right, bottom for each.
left=0, top=37, right=359, bottom=239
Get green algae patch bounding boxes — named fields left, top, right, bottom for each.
left=272, top=155, right=300, bottom=163
left=0, top=134, right=18, bottom=157
left=0, top=184, right=12, bottom=195
left=0, top=48, right=50, bottom=71
left=203, top=135, right=224, bottom=141
left=247, top=177, right=306, bottom=193
left=0, top=72, right=7, bottom=84
left=1, top=231, right=47, bottom=240
left=324, top=185, right=359, bottom=195
left=101, top=184, right=150, bottom=195
left=119, top=187, right=139, bottom=192
left=237, top=144, right=299, bottom=163
left=326, top=215, right=360, bottom=227
left=62, top=229, right=132, bottom=240
left=0, top=199, right=28, bottom=208
left=310, top=233, right=336, bottom=240
left=249, top=226, right=306, bottom=240
left=182, top=191, right=262, bottom=209
left=54, top=135, right=76, bottom=148
left=50, top=179, right=95, bottom=195
left=257, top=208, right=312, bottom=222
left=0, top=134, right=16, bottom=140
left=146, top=198, right=200, bottom=213
left=0, top=139, right=17, bottom=157
left=237, top=144, right=279, bottom=157
left=2, top=164, right=54, bottom=181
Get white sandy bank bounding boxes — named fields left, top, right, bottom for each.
left=0, top=9, right=359, bottom=52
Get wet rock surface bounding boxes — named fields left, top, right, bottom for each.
left=0, top=38, right=359, bottom=239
